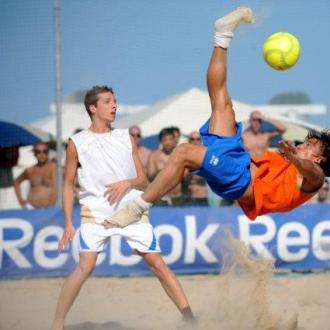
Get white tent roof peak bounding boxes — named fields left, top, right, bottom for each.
left=29, top=87, right=327, bottom=144
left=31, top=103, right=148, bottom=141
left=114, top=87, right=255, bottom=136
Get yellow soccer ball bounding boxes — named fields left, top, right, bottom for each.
left=263, top=32, right=301, bottom=70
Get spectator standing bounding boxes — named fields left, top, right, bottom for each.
left=14, top=142, right=56, bottom=208
left=188, top=131, right=202, bottom=146
left=242, top=110, right=287, bottom=157
left=308, top=178, right=330, bottom=204
left=169, top=126, right=182, bottom=146
left=147, top=128, right=184, bottom=205
left=184, top=175, right=209, bottom=206
left=317, top=178, right=329, bottom=203
left=129, top=125, right=151, bottom=170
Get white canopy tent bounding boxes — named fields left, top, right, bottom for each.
left=19, top=87, right=325, bottom=166
left=17, top=103, right=147, bottom=167
left=4, top=88, right=326, bottom=210
left=32, top=103, right=148, bottom=141
left=113, top=87, right=324, bottom=141
left=114, top=88, right=255, bottom=136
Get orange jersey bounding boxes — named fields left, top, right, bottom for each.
left=238, top=150, right=315, bottom=220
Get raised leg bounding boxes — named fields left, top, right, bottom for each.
left=207, top=47, right=236, bottom=136
left=103, top=7, right=255, bottom=228
left=208, top=7, right=255, bottom=137
left=143, top=143, right=205, bottom=203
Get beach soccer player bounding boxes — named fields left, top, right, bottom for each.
left=52, top=86, right=194, bottom=330
left=103, top=7, right=330, bottom=228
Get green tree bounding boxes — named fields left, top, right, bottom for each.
left=269, top=92, right=311, bottom=105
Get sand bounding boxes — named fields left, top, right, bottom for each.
left=1, top=237, right=330, bottom=330
left=0, top=271, right=330, bottom=330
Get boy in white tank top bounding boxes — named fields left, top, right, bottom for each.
left=52, top=86, right=194, bottom=329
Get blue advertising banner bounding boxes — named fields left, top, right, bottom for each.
left=0, top=205, right=330, bottom=279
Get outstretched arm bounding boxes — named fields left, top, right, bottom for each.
left=264, top=116, right=287, bottom=134
left=254, top=111, right=287, bottom=139
left=279, top=141, right=324, bottom=193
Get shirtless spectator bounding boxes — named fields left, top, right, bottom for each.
left=129, top=125, right=151, bottom=170
left=170, top=126, right=181, bottom=146
left=184, top=175, right=209, bottom=206
left=308, top=178, right=330, bottom=204
left=316, top=179, right=330, bottom=203
left=242, top=110, right=287, bottom=157
left=14, top=143, right=56, bottom=208
left=188, top=131, right=202, bottom=146
left=147, top=128, right=183, bottom=205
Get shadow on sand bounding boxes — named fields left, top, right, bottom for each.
left=65, top=321, right=135, bottom=330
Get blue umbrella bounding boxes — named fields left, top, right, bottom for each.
left=0, top=120, right=53, bottom=148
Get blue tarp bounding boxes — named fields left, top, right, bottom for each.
left=0, top=205, right=330, bottom=279
left=0, top=120, right=41, bottom=147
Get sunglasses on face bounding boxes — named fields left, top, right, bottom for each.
left=34, top=149, right=48, bottom=155
left=189, top=137, right=201, bottom=141
left=130, top=133, right=141, bottom=138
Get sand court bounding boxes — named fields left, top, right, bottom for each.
left=1, top=271, right=330, bottom=329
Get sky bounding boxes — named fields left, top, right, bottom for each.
left=1, top=0, right=330, bottom=127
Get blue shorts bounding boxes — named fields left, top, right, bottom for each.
left=193, top=120, right=251, bottom=200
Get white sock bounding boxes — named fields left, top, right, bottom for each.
left=213, top=7, right=255, bottom=49
left=135, top=194, right=152, bottom=211
left=214, top=31, right=234, bottom=48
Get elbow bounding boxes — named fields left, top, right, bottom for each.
left=140, top=176, right=148, bottom=190
left=13, top=180, right=20, bottom=191
left=63, top=181, right=75, bottom=193
left=136, top=172, right=148, bottom=190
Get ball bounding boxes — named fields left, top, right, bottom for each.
left=263, top=32, right=301, bottom=70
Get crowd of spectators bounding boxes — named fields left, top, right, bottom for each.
left=1, top=112, right=329, bottom=210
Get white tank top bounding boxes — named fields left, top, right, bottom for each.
left=70, top=128, right=142, bottom=223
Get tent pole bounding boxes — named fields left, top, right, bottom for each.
left=54, top=0, right=63, bottom=206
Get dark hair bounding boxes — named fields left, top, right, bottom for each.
left=168, top=126, right=181, bottom=135
left=189, top=175, right=206, bottom=186
left=33, top=142, right=49, bottom=152
left=306, top=129, right=330, bottom=176
left=84, top=85, right=114, bottom=118
left=158, top=127, right=174, bottom=141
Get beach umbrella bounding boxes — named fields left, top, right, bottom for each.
left=0, top=120, right=54, bottom=148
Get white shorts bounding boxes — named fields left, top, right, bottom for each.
left=78, top=222, right=160, bottom=254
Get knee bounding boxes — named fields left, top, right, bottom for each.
left=172, top=143, right=192, bottom=164
left=148, top=259, right=168, bottom=279
left=77, top=261, right=95, bottom=277
left=211, top=92, right=233, bottom=112
left=172, top=143, right=204, bottom=168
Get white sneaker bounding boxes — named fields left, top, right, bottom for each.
left=103, top=201, right=144, bottom=228
left=214, top=6, right=255, bottom=34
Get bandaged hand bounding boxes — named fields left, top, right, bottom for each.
left=102, top=202, right=148, bottom=229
